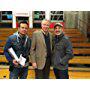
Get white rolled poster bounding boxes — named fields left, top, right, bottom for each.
left=8, top=47, right=26, bottom=66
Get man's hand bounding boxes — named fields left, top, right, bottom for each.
left=13, top=59, right=19, bottom=66
left=32, top=62, right=37, bottom=69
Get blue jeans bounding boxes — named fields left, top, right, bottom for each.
left=9, top=67, right=28, bottom=79
left=53, top=68, right=69, bottom=79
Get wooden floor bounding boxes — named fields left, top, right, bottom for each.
left=0, top=66, right=90, bottom=79
left=0, top=65, right=90, bottom=79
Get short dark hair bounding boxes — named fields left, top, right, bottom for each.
left=54, top=23, right=63, bottom=29
left=18, top=20, right=28, bottom=27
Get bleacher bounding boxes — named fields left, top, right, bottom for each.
left=0, top=28, right=90, bottom=79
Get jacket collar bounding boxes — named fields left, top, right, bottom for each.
left=13, top=31, right=28, bottom=46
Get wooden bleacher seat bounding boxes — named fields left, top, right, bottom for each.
left=64, top=29, right=81, bottom=33
left=73, top=48, right=90, bottom=55
left=69, top=67, right=90, bottom=79
left=72, top=43, right=90, bottom=48
left=69, top=37, right=87, bottom=42
left=0, top=55, right=8, bottom=63
left=65, top=33, right=83, bottom=37
left=0, top=40, right=6, bottom=47
left=69, top=56, right=90, bottom=64
left=0, top=47, right=3, bottom=54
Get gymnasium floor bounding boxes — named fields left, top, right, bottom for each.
left=0, top=65, right=90, bottom=79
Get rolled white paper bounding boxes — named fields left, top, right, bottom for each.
left=8, top=48, right=26, bottom=66
left=8, top=47, right=19, bottom=62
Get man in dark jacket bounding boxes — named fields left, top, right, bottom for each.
left=4, top=21, right=31, bottom=79
left=52, top=23, right=74, bottom=79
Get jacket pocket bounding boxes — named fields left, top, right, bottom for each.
left=52, top=52, right=61, bottom=65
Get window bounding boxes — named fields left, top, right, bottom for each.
left=1, top=11, right=12, bottom=22
left=50, top=11, right=63, bottom=21
left=0, top=11, right=12, bottom=28
left=33, top=11, right=45, bottom=28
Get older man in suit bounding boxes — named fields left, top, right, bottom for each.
left=30, top=19, right=52, bottom=79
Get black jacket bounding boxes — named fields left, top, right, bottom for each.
left=52, top=33, right=74, bottom=70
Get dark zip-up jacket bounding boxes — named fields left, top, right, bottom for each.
left=52, top=33, right=74, bottom=70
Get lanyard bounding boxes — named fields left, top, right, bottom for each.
left=15, top=32, right=28, bottom=47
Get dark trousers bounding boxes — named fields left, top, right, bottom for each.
left=35, top=57, right=51, bottom=79
left=53, top=68, right=69, bottom=79
left=9, top=67, right=28, bottom=79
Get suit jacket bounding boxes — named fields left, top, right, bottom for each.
left=30, top=30, right=52, bottom=70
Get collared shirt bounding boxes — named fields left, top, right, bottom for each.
left=42, top=31, right=51, bottom=58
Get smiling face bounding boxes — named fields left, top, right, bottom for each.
left=41, top=20, right=50, bottom=33
left=54, top=26, right=63, bottom=35
left=18, top=23, right=28, bottom=36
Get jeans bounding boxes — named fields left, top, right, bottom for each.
left=9, top=67, right=28, bottom=79
left=53, top=68, right=69, bottom=79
